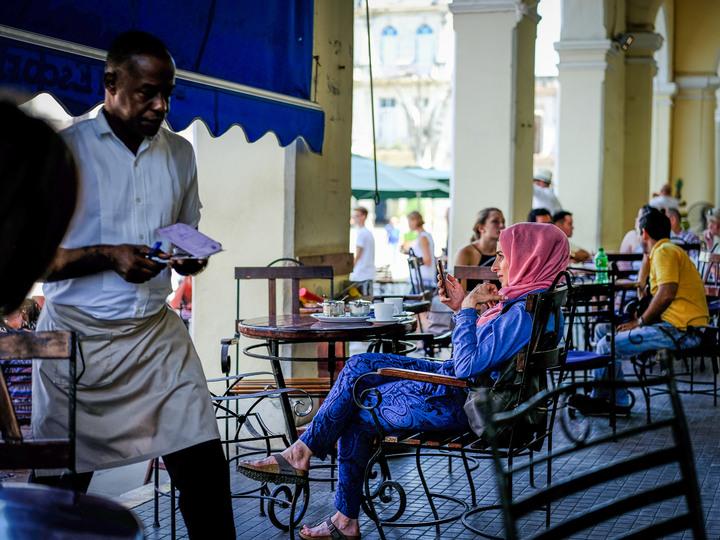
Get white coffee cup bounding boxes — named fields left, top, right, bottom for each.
left=384, top=297, right=404, bottom=315
left=374, top=302, right=396, bottom=321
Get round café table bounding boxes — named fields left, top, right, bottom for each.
left=237, top=314, right=416, bottom=442
left=0, top=483, right=143, bottom=539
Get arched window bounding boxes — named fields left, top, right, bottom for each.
left=380, top=25, right=398, bottom=65
left=415, top=24, right=434, bottom=68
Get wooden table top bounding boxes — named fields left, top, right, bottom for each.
left=238, top=314, right=417, bottom=341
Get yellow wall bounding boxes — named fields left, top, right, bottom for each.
left=674, top=0, right=720, bottom=73
left=294, top=0, right=354, bottom=263
left=667, top=0, right=720, bottom=205
left=192, top=127, right=290, bottom=383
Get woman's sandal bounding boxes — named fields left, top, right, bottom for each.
left=236, top=454, right=307, bottom=485
left=298, top=517, right=362, bottom=540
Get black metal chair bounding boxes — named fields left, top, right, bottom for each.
left=630, top=325, right=719, bottom=424
left=479, top=349, right=706, bottom=539
left=354, top=278, right=568, bottom=539
left=552, top=267, right=629, bottom=432
left=148, top=337, right=314, bottom=540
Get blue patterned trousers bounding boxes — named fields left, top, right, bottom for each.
left=299, top=353, right=468, bottom=519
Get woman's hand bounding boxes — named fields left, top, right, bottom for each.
left=438, top=273, right=465, bottom=312
left=461, top=283, right=507, bottom=312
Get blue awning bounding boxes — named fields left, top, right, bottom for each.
left=0, top=1, right=324, bottom=152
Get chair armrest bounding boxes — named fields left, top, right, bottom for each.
left=377, top=368, right=470, bottom=388
left=206, top=371, right=275, bottom=384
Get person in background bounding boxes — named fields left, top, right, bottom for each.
left=531, top=168, right=563, bottom=216
left=2, top=298, right=41, bottom=332
left=32, top=31, right=235, bottom=538
left=384, top=216, right=401, bottom=264
left=571, top=207, right=708, bottom=414
left=169, top=275, right=193, bottom=329
left=454, top=207, right=505, bottom=290
left=667, top=207, right=700, bottom=265
left=406, top=211, right=436, bottom=289
left=455, top=208, right=505, bottom=267
left=667, top=208, right=699, bottom=246
left=527, top=208, right=552, bottom=223
left=702, top=207, right=720, bottom=253
left=648, top=183, right=679, bottom=213
left=349, top=206, right=376, bottom=295
left=553, top=210, right=591, bottom=263
left=618, top=206, right=650, bottom=276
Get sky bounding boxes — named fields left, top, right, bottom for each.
left=535, top=0, right=560, bottom=77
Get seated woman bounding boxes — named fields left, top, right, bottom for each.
left=404, top=210, right=436, bottom=290
left=427, top=207, right=504, bottom=335
left=454, top=206, right=505, bottom=291
left=238, top=223, right=569, bottom=540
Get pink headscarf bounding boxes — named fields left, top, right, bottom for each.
left=477, top=222, right=569, bottom=325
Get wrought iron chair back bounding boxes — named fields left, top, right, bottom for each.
left=480, top=349, right=706, bottom=540
left=406, top=248, right=426, bottom=295
left=700, top=252, right=720, bottom=298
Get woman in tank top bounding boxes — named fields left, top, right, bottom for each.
left=407, top=211, right=436, bottom=288
left=454, top=207, right=505, bottom=290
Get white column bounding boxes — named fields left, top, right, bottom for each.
left=555, top=38, right=623, bottom=250
left=448, top=0, right=538, bottom=264
left=623, top=32, right=663, bottom=231
left=651, top=80, right=677, bottom=198
left=716, top=104, right=720, bottom=207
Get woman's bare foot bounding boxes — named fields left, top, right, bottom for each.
left=300, top=512, right=360, bottom=538
left=241, top=439, right=312, bottom=472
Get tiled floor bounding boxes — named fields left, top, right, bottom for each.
left=131, top=358, right=719, bottom=539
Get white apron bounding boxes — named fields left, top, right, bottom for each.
left=32, top=301, right=219, bottom=474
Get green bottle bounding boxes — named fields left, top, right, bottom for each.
left=595, top=247, right=609, bottom=284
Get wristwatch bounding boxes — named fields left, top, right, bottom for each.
left=637, top=316, right=644, bottom=327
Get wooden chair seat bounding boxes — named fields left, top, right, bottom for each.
left=229, top=377, right=332, bottom=397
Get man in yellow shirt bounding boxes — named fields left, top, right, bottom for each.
left=577, top=207, right=709, bottom=412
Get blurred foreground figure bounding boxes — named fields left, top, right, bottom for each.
left=0, top=102, right=77, bottom=316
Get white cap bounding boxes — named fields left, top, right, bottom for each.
left=533, top=168, right=552, bottom=184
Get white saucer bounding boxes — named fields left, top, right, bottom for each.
left=310, top=313, right=367, bottom=323
left=369, top=318, right=398, bottom=325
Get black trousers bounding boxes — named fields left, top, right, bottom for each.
left=31, top=438, right=236, bottom=539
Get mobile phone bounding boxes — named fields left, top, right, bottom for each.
left=436, top=260, right=447, bottom=294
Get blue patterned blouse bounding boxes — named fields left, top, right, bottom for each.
left=446, top=297, right=533, bottom=379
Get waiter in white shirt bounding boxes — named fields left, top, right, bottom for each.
left=32, top=30, right=235, bottom=539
